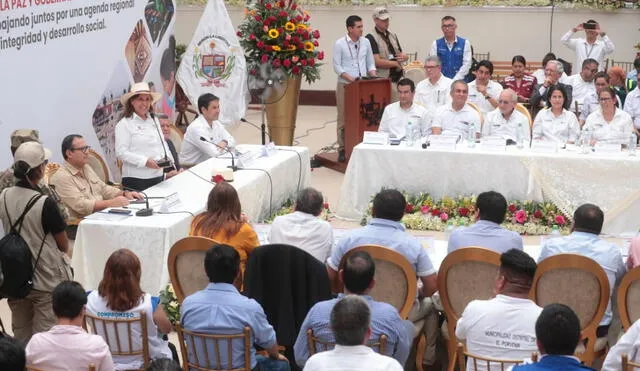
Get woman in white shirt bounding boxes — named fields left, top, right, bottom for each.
left=532, top=86, right=581, bottom=144
left=583, top=87, right=634, bottom=145
left=115, top=82, right=174, bottom=191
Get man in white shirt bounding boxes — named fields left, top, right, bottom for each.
left=565, top=58, right=598, bottom=114
left=432, top=80, right=482, bottom=139
left=428, top=15, right=472, bottom=81
left=580, top=71, right=613, bottom=126
left=530, top=60, right=573, bottom=112
left=468, top=60, right=503, bottom=118
left=415, top=56, right=453, bottom=111
left=303, top=295, right=403, bottom=371
left=333, top=15, right=377, bottom=162
left=180, top=93, right=235, bottom=166
left=456, top=249, right=542, bottom=371
left=624, top=82, right=640, bottom=134
left=483, top=89, right=531, bottom=144
left=269, top=187, right=333, bottom=263
left=378, top=78, right=432, bottom=141
left=561, top=20, right=615, bottom=72
left=603, top=318, right=640, bottom=370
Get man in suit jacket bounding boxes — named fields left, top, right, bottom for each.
left=530, top=60, right=573, bottom=113
left=158, top=114, right=182, bottom=178
left=512, top=304, right=594, bottom=371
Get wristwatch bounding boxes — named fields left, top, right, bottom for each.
left=484, top=94, right=491, bottom=100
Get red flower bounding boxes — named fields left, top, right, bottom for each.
left=313, top=40, right=319, bottom=47
left=272, top=58, right=282, bottom=67
left=555, top=215, right=566, bottom=226
left=458, top=207, right=469, bottom=217
left=300, top=59, right=307, bottom=66
left=304, top=15, right=309, bottom=21
left=431, top=208, right=441, bottom=216
left=308, top=58, right=315, bottom=66
left=292, top=65, right=301, bottom=74
left=263, top=20, right=270, bottom=26
left=303, top=31, right=309, bottom=39
left=257, top=40, right=265, bottom=49
left=292, top=36, right=300, bottom=44
left=323, top=202, right=329, bottom=210
left=268, top=16, right=277, bottom=22
left=255, top=15, right=262, bottom=21
left=261, top=55, right=269, bottom=63
left=440, top=212, right=449, bottom=221
left=279, top=0, right=285, bottom=7
left=283, top=59, right=291, bottom=67
left=297, top=43, right=305, bottom=49
left=249, top=34, right=256, bottom=41
left=533, top=210, right=543, bottom=219
left=515, top=210, right=527, bottom=224
left=212, top=175, right=225, bottom=184
left=283, top=41, right=290, bottom=47
left=277, top=27, right=284, bottom=34
left=236, top=31, right=242, bottom=37
left=249, top=69, right=257, bottom=75
left=405, top=204, right=414, bottom=213
left=296, top=28, right=304, bottom=35
left=265, top=3, right=272, bottom=9
left=278, top=10, right=287, bottom=17
left=291, top=2, right=297, bottom=10
left=317, top=51, right=324, bottom=60
left=508, top=204, right=517, bottom=213
left=265, top=45, right=273, bottom=52
left=420, top=205, right=430, bottom=214
left=295, top=15, right=303, bottom=22
left=312, top=30, right=320, bottom=38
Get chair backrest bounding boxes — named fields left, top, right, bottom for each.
left=466, top=102, right=484, bottom=127
left=403, top=61, right=427, bottom=85
left=87, top=148, right=110, bottom=183
left=623, top=353, right=640, bottom=370
left=306, top=328, right=387, bottom=356
left=610, top=60, right=635, bottom=74
left=618, top=266, right=640, bottom=331
left=338, top=245, right=417, bottom=319
left=168, top=125, right=184, bottom=154
left=167, top=236, right=220, bottom=303
left=84, top=311, right=150, bottom=370
left=457, top=343, right=536, bottom=371
left=530, top=254, right=609, bottom=366
left=176, top=324, right=251, bottom=371
left=44, top=162, right=61, bottom=184
left=25, top=367, right=45, bottom=371
left=473, top=52, right=490, bottom=62
left=515, top=103, right=533, bottom=130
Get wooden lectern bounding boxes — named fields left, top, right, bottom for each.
left=315, top=78, right=391, bottom=173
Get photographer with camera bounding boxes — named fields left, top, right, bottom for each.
left=561, top=19, right=615, bottom=73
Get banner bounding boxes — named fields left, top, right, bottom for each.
left=0, top=0, right=175, bottom=178
left=176, top=0, right=248, bottom=126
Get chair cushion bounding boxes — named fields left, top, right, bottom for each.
left=627, top=280, right=640, bottom=325
left=175, top=251, right=209, bottom=300
left=446, top=261, right=498, bottom=316
left=369, top=259, right=410, bottom=313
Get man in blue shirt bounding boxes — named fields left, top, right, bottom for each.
left=181, top=244, right=289, bottom=371
left=448, top=191, right=523, bottom=254
left=512, top=304, right=594, bottom=371
left=428, top=16, right=473, bottom=81
left=294, top=251, right=413, bottom=367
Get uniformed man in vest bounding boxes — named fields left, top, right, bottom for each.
left=365, top=6, right=407, bottom=103
left=429, top=15, right=473, bottom=82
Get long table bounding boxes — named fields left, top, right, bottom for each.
left=336, top=143, right=640, bottom=235
left=72, top=145, right=311, bottom=293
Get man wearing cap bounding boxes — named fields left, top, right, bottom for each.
left=365, top=6, right=406, bottom=103
left=0, top=129, right=69, bottom=221
left=0, top=141, right=73, bottom=342
left=49, top=134, right=143, bottom=219
left=561, top=20, right=614, bottom=72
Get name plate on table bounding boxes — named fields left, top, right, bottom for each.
left=261, top=142, right=277, bottom=157
left=429, top=135, right=458, bottom=150
left=479, top=137, right=507, bottom=151
left=237, top=149, right=262, bottom=168
left=159, top=192, right=181, bottom=212
left=594, top=143, right=622, bottom=154
left=531, top=140, right=558, bottom=153
left=362, top=131, right=389, bottom=145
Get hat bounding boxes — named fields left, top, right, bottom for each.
left=373, top=6, right=390, bottom=20
left=14, top=142, right=52, bottom=170
left=120, top=82, right=162, bottom=105
left=10, top=129, right=40, bottom=149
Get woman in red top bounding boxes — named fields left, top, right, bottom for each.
left=502, top=55, right=538, bottom=104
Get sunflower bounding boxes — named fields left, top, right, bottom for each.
left=296, top=24, right=308, bottom=30
left=304, top=42, right=314, bottom=51
left=285, top=22, right=296, bottom=32
left=268, top=29, right=279, bottom=39
left=272, top=45, right=282, bottom=51
left=287, top=45, right=296, bottom=51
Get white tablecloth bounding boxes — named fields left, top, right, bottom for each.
left=336, top=144, right=640, bottom=235
left=72, top=145, right=311, bottom=293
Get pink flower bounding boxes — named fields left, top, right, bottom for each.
left=515, top=210, right=527, bottom=224
left=285, top=33, right=291, bottom=41
left=312, top=30, right=320, bottom=38
left=440, top=212, right=449, bottom=221
left=291, top=55, right=299, bottom=63
left=555, top=215, right=566, bottom=226
left=263, top=25, right=269, bottom=32
left=261, top=55, right=269, bottom=63
left=420, top=205, right=430, bottom=214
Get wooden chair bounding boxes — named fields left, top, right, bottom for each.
left=306, top=328, right=388, bottom=356
left=45, top=162, right=81, bottom=238
left=87, top=148, right=110, bottom=184
left=25, top=367, right=45, bottom=371
left=404, top=61, right=427, bottom=85
left=167, top=236, right=220, bottom=303
left=84, top=311, right=150, bottom=371
left=176, top=324, right=252, bottom=371
left=623, top=353, right=640, bottom=370
left=466, top=102, right=484, bottom=128
left=457, top=343, right=537, bottom=371
left=515, top=103, right=533, bottom=131
left=473, top=52, right=490, bottom=62
left=338, top=245, right=417, bottom=319
left=437, top=247, right=502, bottom=371
left=530, top=254, right=610, bottom=366
left=168, top=124, right=184, bottom=154
left=618, top=266, right=640, bottom=331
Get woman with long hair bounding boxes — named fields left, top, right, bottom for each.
left=190, top=182, right=259, bottom=272
left=115, top=82, right=175, bottom=191
left=583, top=87, right=635, bottom=145
left=86, top=249, right=173, bottom=369
left=502, top=55, right=537, bottom=103
left=532, top=86, right=580, bottom=144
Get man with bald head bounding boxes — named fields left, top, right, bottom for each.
left=483, top=89, right=531, bottom=144
left=530, top=60, right=573, bottom=112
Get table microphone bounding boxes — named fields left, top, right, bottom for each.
left=123, top=186, right=153, bottom=217
left=199, top=136, right=238, bottom=171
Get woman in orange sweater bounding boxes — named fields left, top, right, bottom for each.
left=189, top=182, right=259, bottom=272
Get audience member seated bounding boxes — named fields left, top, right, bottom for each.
left=456, top=249, right=542, bottom=370
left=146, top=358, right=181, bottom=371
left=468, top=60, right=503, bottom=117
left=86, top=249, right=175, bottom=369
left=326, top=189, right=439, bottom=368
left=608, top=66, right=629, bottom=107
left=627, top=57, right=640, bottom=91
left=269, top=187, right=333, bottom=263
left=158, top=114, right=183, bottom=177
left=602, top=316, right=640, bottom=370
left=561, top=20, right=614, bottom=72
left=626, top=237, right=640, bottom=270
left=580, top=72, right=617, bottom=126
left=565, top=58, right=598, bottom=113
left=502, top=55, right=538, bottom=104
left=294, top=251, right=413, bottom=366
left=378, top=78, right=432, bottom=141
left=431, top=80, right=482, bottom=139
left=180, top=93, right=235, bottom=166
left=448, top=191, right=523, bottom=254
left=532, top=53, right=568, bottom=87
left=26, top=281, right=115, bottom=371
left=530, top=60, right=573, bottom=113
left=190, top=181, right=258, bottom=273
left=482, top=89, right=531, bottom=144
left=303, top=295, right=404, bottom=371
left=0, top=336, right=26, bottom=371
left=532, top=86, right=581, bottom=144
left=538, top=203, right=625, bottom=336
left=181, top=244, right=289, bottom=371
left=414, top=56, right=452, bottom=110
left=624, top=77, right=640, bottom=134
left=50, top=134, right=143, bottom=219
left=583, top=87, right=635, bottom=145
left=512, top=304, right=593, bottom=371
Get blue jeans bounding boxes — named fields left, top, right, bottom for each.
left=254, top=355, right=291, bottom=371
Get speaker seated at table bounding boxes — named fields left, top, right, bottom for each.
left=431, top=80, right=482, bottom=139
left=378, top=78, right=432, bottom=142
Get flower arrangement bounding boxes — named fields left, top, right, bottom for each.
left=159, top=283, right=181, bottom=325
left=237, top=0, right=324, bottom=83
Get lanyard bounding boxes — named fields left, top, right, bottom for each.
left=584, top=42, right=596, bottom=58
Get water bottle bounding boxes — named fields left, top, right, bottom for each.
left=467, top=122, right=476, bottom=148
left=550, top=224, right=561, bottom=237
left=581, top=128, right=591, bottom=154
left=629, top=132, right=637, bottom=156
left=406, top=121, right=415, bottom=147
left=516, top=122, right=524, bottom=149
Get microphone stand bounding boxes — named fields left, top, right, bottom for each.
left=240, top=117, right=271, bottom=145
left=123, top=186, right=153, bottom=217
left=199, top=136, right=239, bottom=171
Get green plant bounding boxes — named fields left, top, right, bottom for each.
left=159, top=283, right=181, bottom=325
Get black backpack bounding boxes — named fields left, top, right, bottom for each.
left=0, top=192, right=46, bottom=299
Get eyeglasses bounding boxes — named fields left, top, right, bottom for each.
left=70, top=146, right=91, bottom=153
left=424, top=65, right=439, bottom=70
left=498, top=100, right=513, bottom=105
left=441, top=24, right=455, bottom=29
left=599, top=97, right=612, bottom=102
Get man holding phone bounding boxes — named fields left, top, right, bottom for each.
left=561, top=19, right=614, bottom=72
